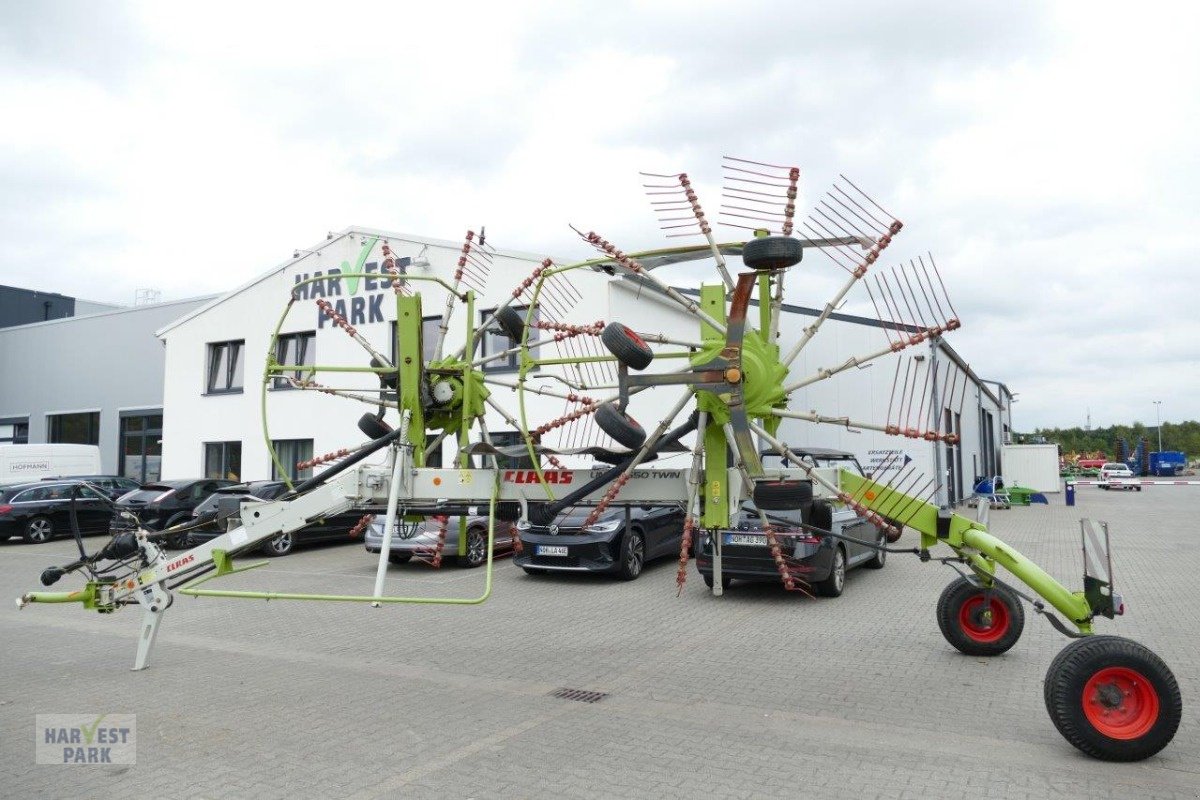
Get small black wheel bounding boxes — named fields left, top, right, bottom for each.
left=753, top=479, right=814, bottom=510
left=815, top=545, right=846, bottom=597
left=162, top=513, right=192, bottom=549
left=601, top=322, right=654, bottom=370
left=702, top=572, right=732, bottom=590
left=262, top=531, right=295, bottom=557
left=460, top=527, right=488, bottom=568
left=1043, top=635, right=1181, bottom=761
left=741, top=235, right=803, bottom=271
left=865, top=531, right=887, bottom=569
left=387, top=552, right=412, bottom=565
left=23, top=516, right=54, bottom=543
left=806, top=499, right=833, bottom=532
left=617, top=529, right=644, bottom=581
left=595, top=403, right=646, bottom=450
left=936, top=577, right=1025, bottom=656
left=494, top=306, right=525, bottom=342
left=357, top=412, right=393, bottom=440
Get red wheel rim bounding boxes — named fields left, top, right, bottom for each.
left=957, top=594, right=1010, bottom=643
left=1082, top=667, right=1159, bottom=739
left=621, top=325, right=649, bottom=350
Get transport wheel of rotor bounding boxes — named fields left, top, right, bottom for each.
left=261, top=531, right=295, bottom=557
left=936, top=577, right=1025, bottom=656
left=865, top=531, right=887, bottom=569
left=494, top=305, right=525, bottom=342
left=815, top=545, right=846, bottom=597
left=595, top=403, right=647, bottom=450
left=461, top=527, right=488, bottom=568
left=741, top=235, right=803, bottom=271
left=703, top=572, right=732, bottom=590
left=23, top=516, right=54, bottom=544
left=1043, top=635, right=1181, bottom=761
left=753, top=479, right=814, bottom=510
left=617, top=529, right=645, bottom=581
left=357, top=412, right=393, bottom=440
left=162, top=513, right=191, bottom=549
left=601, top=322, right=654, bottom=370
left=388, top=553, right=412, bottom=565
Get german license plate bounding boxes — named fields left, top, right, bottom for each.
left=724, top=533, right=767, bottom=547
left=536, top=545, right=569, bottom=557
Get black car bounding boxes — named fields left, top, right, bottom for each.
left=189, top=480, right=368, bottom=556
left=0, top=480, right=114, bottom=543
left=695, top=448, right=887, bottom=596
left=111, top=478, right=236, bottom=545
left=42, top=474, right=142, bottom=500
left=514, top=504, right=685, bottom=580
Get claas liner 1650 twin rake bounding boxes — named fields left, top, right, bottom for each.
left=18, top=158, right=1181, bottom=761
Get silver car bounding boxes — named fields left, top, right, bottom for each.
left=364, top=515, right=517, bottom=567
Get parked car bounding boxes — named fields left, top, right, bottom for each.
left=365, top=514, right=518, bottom=567
left=42, top=474, right=141, bottom=500
left=1098, top=463, right=1141, bottom=491
left=514, top=504, right=686, bottom=580
left=111, top=478, right=237, bottom=546
left=189, top=480, right=367, bottom=556
left=0, top=480, right=114, bottom=543
left=695, top=447, right=887, bottom=596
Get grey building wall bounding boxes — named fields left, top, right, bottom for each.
left=0, top=285, right=76, bottom=328
left=0, top=296, right=215, bottom=474
left=74, top=298, right=127, bottom=316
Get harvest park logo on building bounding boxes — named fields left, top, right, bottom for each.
left=292, top=236, right=411, bottom=329
left=36, top=714, right=136, bottom=764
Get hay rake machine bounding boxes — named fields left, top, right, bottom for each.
left=18, top=158, right=1180, bottom=761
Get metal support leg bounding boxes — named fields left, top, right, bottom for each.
left=132, top=606, right=165, bottom=671
left=713, top=532, right=724, bottom=597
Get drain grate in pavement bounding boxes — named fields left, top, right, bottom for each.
left=550, top=687, right=609, bottom=704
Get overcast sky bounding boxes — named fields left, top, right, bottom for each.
left=2, top=0, right=1197, bottom=431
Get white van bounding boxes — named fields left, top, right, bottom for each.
left=0, top=444, right=102, bottom=484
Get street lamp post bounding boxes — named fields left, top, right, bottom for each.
left=1154, top=400, right=1163, bottom=455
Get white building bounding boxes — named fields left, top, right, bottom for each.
left=156, top=227, right=1013, bottom=507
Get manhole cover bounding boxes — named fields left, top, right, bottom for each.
left=550, top=687, right=609, bottom=704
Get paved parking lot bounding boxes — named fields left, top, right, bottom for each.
left=2, top=486, right=1198, bottom=799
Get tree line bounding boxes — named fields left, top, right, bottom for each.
left=1017, top=421, right=1197, bottom=459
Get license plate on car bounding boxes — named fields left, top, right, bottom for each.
left=724, top=533, right=768, bottom=547
left=536, top=545, right=569, bottom=557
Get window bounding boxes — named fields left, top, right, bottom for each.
left=206, top=340, right=245, bottom=394
left=47, top=412, right=100, bottom=445
left=204, top=441, right=242, bottom=481
left=272, top=439, right=314, bottom=482
left=487, top=430, right=535, bottom=470
left=120, top=412, right=163, bottom=483
left=273, top=331, right=316, bottom=389
left=0, top=417, right=29, bottom=444
left=390, top=315, right=444, bottom=366
left=480, top=306, right=537, bottom=372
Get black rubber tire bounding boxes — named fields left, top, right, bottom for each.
left=261, top=531, right=295, bottom=557
left=1043, top=635, right=1182, bottom=762
left=815, top=545, right=846, bottom=597
left=617, top=529, right=644, bottom=581
left=595, top=403, right=646, bottom=450
left=936, top=577, right=1025, bottom=656
left=492, top=305, right=525, bottom=342
left=865, top=531, right=887, bottom=569
left=162, top=513, right=192, bottom=549
left=806, top=499, right=833, bottom=531
left=601, top=322, right=654, bottom=370
left=22, top=516, right=54, bottom=543
left=702, top=572, right=732, bottom=590
left=358, top=412, right=392, bottom=440
left=460, top=527, right=487, bottom=568
left=741, top=235, right=803, bottom=271
left=387, top=552, right=412, bottom=565
left=753, top=479, right=814, bottom=510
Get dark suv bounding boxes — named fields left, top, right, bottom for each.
left=695, top=448, right=887, bottom=596
left=111, top=479, right=236, bottom=546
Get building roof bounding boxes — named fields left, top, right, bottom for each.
left=0, top=294, right=218, bottom=334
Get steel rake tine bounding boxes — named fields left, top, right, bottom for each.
left=837, top=174, right=898, bottom=221
left=867, top=281, right=896, bottom=346
left=926, top=253, right=960, bottom=323
left=831, top=183, right=891, bottom=232
left=826, top=191, right=887, bottom=239
left=916, top=255, right=951, bottom=328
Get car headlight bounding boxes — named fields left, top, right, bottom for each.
left=587, top=519, right=623, bottom=534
